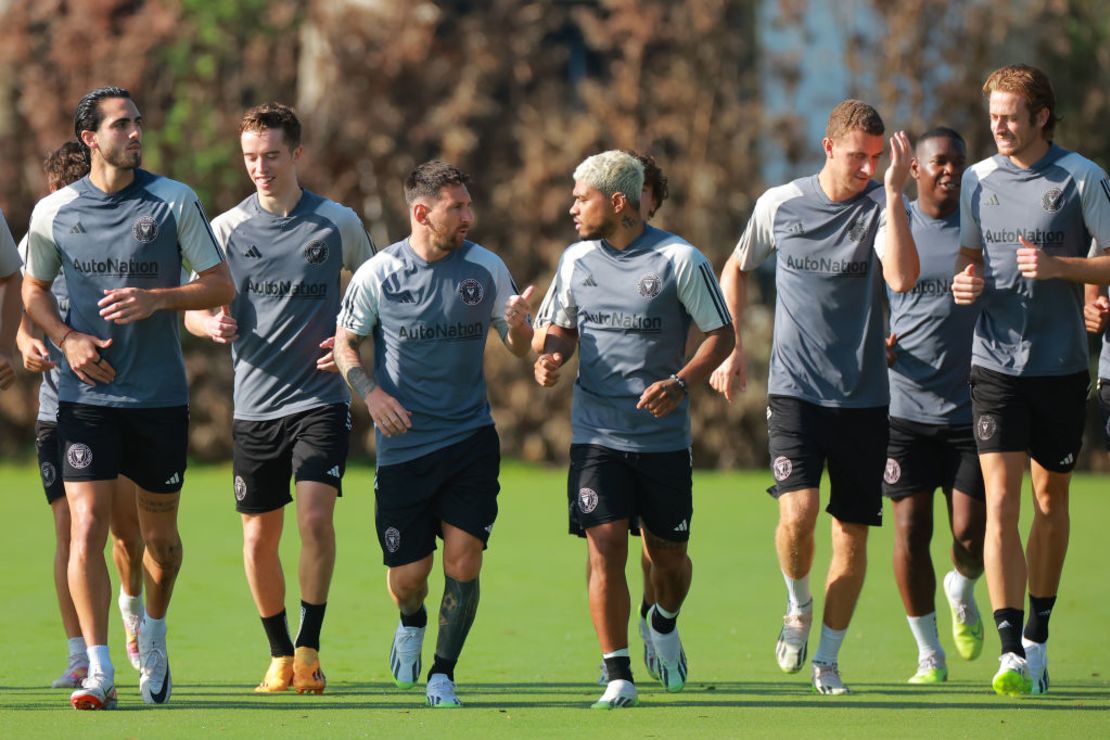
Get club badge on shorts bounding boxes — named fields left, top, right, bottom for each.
left=772, top=456, right=792, bottom=482
left=384, top=526, right=402, bottom=553
left=883, top=458, right=901, bottom=485
left=578, top=487, right=599, bottom=514
left=976, top=415, right=998, bottom=442
left=66, top=443, right=93, bottom=470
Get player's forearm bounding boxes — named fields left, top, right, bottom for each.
left=504, top=321, right=534, bottom=358
left=719, top=254, right=747, bottom=353
left=0, top=272, right=21, bottom=352
left=334, top=326, right=376, bottom=400
left=152, top=263, right=235, bottom=312
left=955, top=247, right=983, bottom=272
left=1050, top=254, right=1110, bottom=285
left=677, top=325, right=735, bottom=387
left=1085, top=283, right=1106, bottom=303
left=21, top=279, right=68, bottom=345
left=541, top=324, right=578, bottom=362
left=880, top=199, right=919, bottom=292
left=182, top=308, right=215, bottom=338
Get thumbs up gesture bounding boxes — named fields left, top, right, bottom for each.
left=952, top=263, right=984, bottom=305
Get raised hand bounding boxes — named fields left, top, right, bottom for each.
left=952, top=263, right=984, bottom=304
left=505, top=285, right=535, bottom=328
left=884, top=130, right=913, bottom=193
left=1016, top=235, right=1061, bottom=280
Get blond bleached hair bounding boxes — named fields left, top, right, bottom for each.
left=573, top=150, right=644, bottom=210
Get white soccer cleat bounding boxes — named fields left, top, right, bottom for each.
left=812, top=661, right=851, bottom=695
left=776, top=610, right=812, bottom=673
left=70, top=672, right=118, bottom=710
left=139, top=625, right=172, bottom=705
left=639, top=615, right=661, bottom=681
left=992, top=652, right=1032, bottom=696
left=1022, top=638, right=1049, bottom=695
left=426, top=673, right=462, bottom=708
left=52, top=658, right=89, bottom=689
left=389, top=622, right=425, bottom=689
left=591, top=679, right=639, bottom=709
left=647, top=606, right=687, bottom=693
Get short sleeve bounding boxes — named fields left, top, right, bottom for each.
left=339, top=209, right=376, bottom=272
left=1079, top=165, right=1110, bottom=251
left=535, top=252, right=577, bottom=330
left=487, top=257, right=522, bottom=340
left=874, top=194, right=910, bottom=260
left=673, top=246, right=731, bottom=332
left=959, top=170, right=983, bottom=251
left=178, top=194, right=225, bottom=274
left=338, top=262, right=381, bottom=336
left=0, top=210, right=21, bottom=277
left=734, top=192, right=778, bottom=271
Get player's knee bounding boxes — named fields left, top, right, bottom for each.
left=443, top=548, right=482, bottom=581
left=144, top=533, right=183, bottom=569
left=298, top=510, right=335, bottom=547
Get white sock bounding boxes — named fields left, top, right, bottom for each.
left=602, top=648, right=630, bottom=659
left=118, top=586, right=144, bottom=619
left=143, top=615, right=167, bottom=641
left=812, top=623, right=847, bottom=666
left=87, top=645, right=113, bottom=681
left=946, top=570, right=976, bottom=603
left=783, top=572, right=813, bottom=615
left=67, top=637, right=87, bottom=660
left=654, top=604, right=678, bottom=620
left=907, top=613, right=945, bottom=662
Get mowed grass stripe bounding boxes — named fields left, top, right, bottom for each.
left=1, top=463, right=1108, bottom=737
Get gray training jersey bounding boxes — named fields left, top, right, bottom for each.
left=18, top=235, right=70, bottom=422
left=961, top=144, right=1110, bottom=377
left=536, top=225, right=731, bottom=452
left=339, top=239, right=520, bottom=466
left=24, top=169, right=225, bottom=408
left=0, top=209, right=19, bottom=277
left=736, top=175, right=901, bottom=408
left=888, top=202, right=979, bottom=425
left=213, top=190, right=374, bottom=421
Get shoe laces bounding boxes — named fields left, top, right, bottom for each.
left=954, top=601, right=978, bottom=625
left=781, top=613, right=810, bottom=639
left=918, top=653, right=944, bottom=671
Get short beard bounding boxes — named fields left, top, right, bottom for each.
left=579, top=218, right=617, bottom=242
left=103, top=148, right=141, bottom=170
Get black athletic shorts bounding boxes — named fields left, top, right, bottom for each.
left=1098, top=379, right=1110, bottom=452
left=969, top=366, right=1088, bottom=472
left=567, top=444, right=692, bottom=543
left=766, top=396, right=886, bottom=527
left=882, top=417, right=984, bottom=501
left=35, top=421, right=65, bottom=504
left=374, top=425, right=500, bottom=567
left=232, top=403, right=351, bottom=514
left=57, top=402, right=188, bottom=493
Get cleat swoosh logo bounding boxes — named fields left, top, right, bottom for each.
left=150, top=664, right=171, bottom=704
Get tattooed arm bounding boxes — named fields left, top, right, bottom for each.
left=334, top=324, right=412, bottom=437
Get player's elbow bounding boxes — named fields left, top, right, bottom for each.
left=885, top=267, right=919, bottom=293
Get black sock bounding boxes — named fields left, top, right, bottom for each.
left=651, top=607, right=677, bottom=635
left=428, top=654, right=458, bottom=682
left=639, top=600, right=652, bottom=620
left=1023, top=594, right=1057, bottom=644
left=401, top=605, right=428, bottom=629
left=295, top=600, right=327, bottom=651
left=993, top=608, right=1025, bottom=657
left=604, top=655, right=633, bottom=683
left=261, top=610, right=294, bottom=657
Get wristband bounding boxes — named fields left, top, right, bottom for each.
left=59, top=328, right=76, bottom=346
left=669, top=373, right=688, bottom=395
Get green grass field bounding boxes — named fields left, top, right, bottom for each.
left=1, top=462, right=1108, bottom=738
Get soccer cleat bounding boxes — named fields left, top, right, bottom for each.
left=639, top=615, right=661, bottom=681
left=591, top=679, right=639, bottom=709
left=426, top=673, right=462, bottom=708
left=52, top=659, right=89, bottom=689
left=122, top=611, right=142, bottom=671
left=70, top=673, right=118, bottom=710
left=254, top=655, right=294, bottom=692
left=647, top=606, right=687, bottom=693
left=1023, top=639, right=1049, bottom=695
left=597, top=660, right=608, bottom=685
left=812, top=661, right=851, bottom=695
left=139, top=627, right=172, bottom=705
left=907, top=654, right=948, bottom=684
left=992, top=652, right=1032, bottom=696
left=293, top=646, right=326, bottom=695
left=389, top=622, right=425, bottom=689
left=776, top=610, right=812, bottom=673
left=943, top=571, right=983, bottom=661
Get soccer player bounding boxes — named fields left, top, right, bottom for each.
left=184, top=102, right=375, bottom=694
left=334, top=160, right=533, bottom=708
left=711, top=100, right=918, bottom=694
left=950, top=64, right=1110, bottom=696
left=533, top=151, right=672, bottom=684
left=0, top=209, right=19, bottom=391
left=22, top=86, right=234, bottom=710
left=883, top=128, right=986, bottom=684
left=16, top=142, right=147, bottom=689
left=534, top=150, right=733, bottom=709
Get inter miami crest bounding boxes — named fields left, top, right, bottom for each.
left=976, top=415, right=998, bottom=442
left=578, top=487, right=599, bottom=514
left=303, top=240, right=329, bottom=265
left=637, top=273, right=662, bottom=299
left=847, top=217, right=866, bottom=242
left=1042, top=188, right=1064, bottom=212
left=41, top=461, right=56, bottom=487
left=234, top=475, right=247, bottom=502
left=66, top=443, right=93, bottom=470
left=132, top=216, right=159, bottom=243
left=457, top=278, right=484, bottom=306
left=772, top=455, right=793, bottom=482
left=883, top=458, right=901, bottom=485
left=384, top=526, right=402, bottom=553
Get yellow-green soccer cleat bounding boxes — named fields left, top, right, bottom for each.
left=254, top=655, right=293, bottom=692
left=907, top=655, right=948, bottom=684
left=943, top=570, right=983, bottom=660
left=992, top=652, right=1032, bottom=696
left=293, top=647, right=326, bottom=695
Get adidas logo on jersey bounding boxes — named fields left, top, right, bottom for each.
left=164, top=472, right=181, bottom=486
left=70, top=222, right=87, bottom=234
left=326, top=465, right=341, bottom=478
left=673, top=519, right=688, bottom=532
left=581, top=275, right=598, bottom=287
left=243, top=245, right=263, bottom=258
left=983, top=193, right=1000, bottom=206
